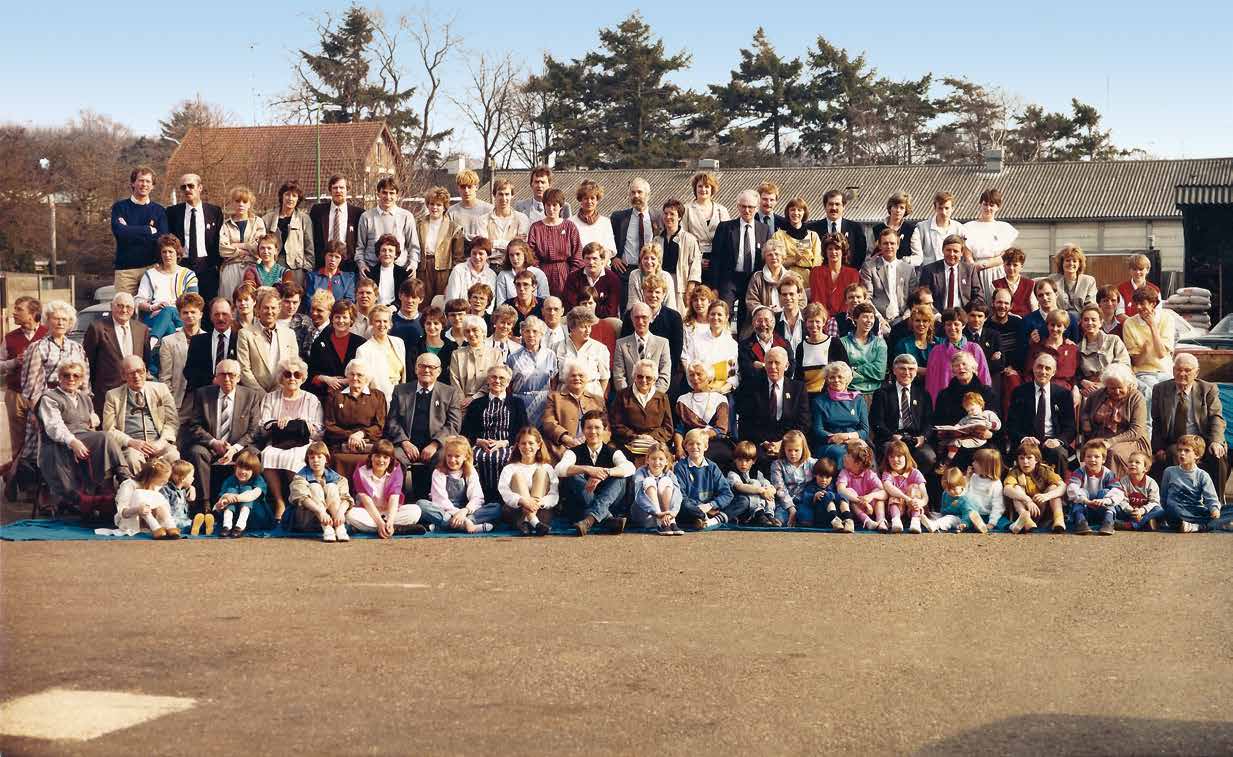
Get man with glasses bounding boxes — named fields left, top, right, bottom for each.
left=183, top=359, right=261, bottom=509
left=166, top=173, right=223, bottom=300
left=385, top=352, right=462, bottom=498
left=83, top=292, right=152, bottom=416
left=356, top=176, right=420, bottom=279
left=111, top=165, right=168, bottom=296
left=709, top=189, right=769, bottom=329
left=103, top=355, right=180, bottom=474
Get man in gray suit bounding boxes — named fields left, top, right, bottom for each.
left=1150, top=352, right=1228, bottom=493
left=183, top=359, right=262, bottom=509
left=860, top=227, right=915, bottom=326
left=385, top=352, right=463, bottom=497
left=912, top=233, right=983, bottom=312
left=613, top=302, right=670, bottom=393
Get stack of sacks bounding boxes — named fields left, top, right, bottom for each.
left=1163, top=286, right=1213, bottom=330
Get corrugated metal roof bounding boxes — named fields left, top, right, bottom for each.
left=1176, top=184, right=1233, bottom=206
left=487, top=158, right=1233, bottom=223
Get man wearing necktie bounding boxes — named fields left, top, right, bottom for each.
left=102, top=355, right=179, bottom=475
left=1149, top=352, right=1228, bottom=494
left=913, top=234, right=983, bottom=314
left=755, top=181, right=784, bottom=236
left=82, top=292, right=152, bottom=416
left=610, top=178, right=661, bottom=277
left=806, top=189, right=868, bottom=270
left=184, top=359, right=262, bottom=511
left=870, top=354, right=937, bottom=473
left=165, top=173, right=223, bottom=300
left=309, top=175, right=363, bottom=270
left=711, top=189, right=769, bottom=330
left=1006, top=353, right=1076, bottom=475
left=385, top=353, right=463, bottom=498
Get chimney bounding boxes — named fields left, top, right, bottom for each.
left=982, top=148, right=1004, bottom=173
left=445, top=155, right=466, bottom=175
left=697, top=158, right=720, bottom=170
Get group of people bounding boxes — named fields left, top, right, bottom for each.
left=0, top=164, right=1227, bottom=540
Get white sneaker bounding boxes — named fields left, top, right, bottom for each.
left=908, top=516, right=922, bottom=534
left=322, top=525, right=336, bottom=542
left=335, top=523, right=350, bottom=542
left=704, top=517, right=721, bottom=529
left=475, top=523, right=493, bottom=533
left=891, top=516, right=904, bottom=533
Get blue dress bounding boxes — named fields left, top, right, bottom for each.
left=507, top=347, right=557, bottom=427
left=810, top=394, right=870, bottom=467
left=218, top=475, right=274, bottom=530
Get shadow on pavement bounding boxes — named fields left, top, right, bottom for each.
left=914, top=714, right=1233, bottom=756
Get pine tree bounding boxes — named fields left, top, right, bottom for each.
left=797, top=38, right=878, bottom=165
left=709, top=28, right=806, bottom=159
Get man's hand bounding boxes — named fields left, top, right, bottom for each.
left=610, top=258, right=629, bottom=274
left=217, top=448, right=236, bottom=466
left=1044, top=438, right=1060, bottom=449
left=129, top=440, right=156, bottom=456
left=402, top=441, right=420, bottom=462
left=422, top=442, right=439, bottom=462
left=560, top=434, right=578, bottom=449
left=210, top=439, right=228, bottom=456
left=588, top=467, right=609, bottom=481
left=1212, top=443, right=1227, bottom=460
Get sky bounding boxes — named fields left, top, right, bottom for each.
left=3, top=1, right=1231, bottom=162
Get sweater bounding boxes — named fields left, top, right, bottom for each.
left=111, top=198, right=168, bottom=269
left=673, top=458, right=733, bottom=513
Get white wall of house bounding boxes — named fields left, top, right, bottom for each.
left=1009, top=220, right=1183, bottom=277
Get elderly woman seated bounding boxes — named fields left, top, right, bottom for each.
left=930, top=350, right=1000, bottom=470
left=257, top=355, right=324, bottom=519
left=324, top=359, right=386, bottom=479
left=37, top=359, right=124, bottom=513
left=462, top=364, right=529, bottom=497
left=1079, top=362, right=1150, bottom=475
left=810, top=361, right=871, bottom=468
left=553, top=306, right=611, bottom=398
left=541, top=358, right=606, bottom=460
left=674, top=361, right=733, bottom=467
left=608, top=358, right=674, bottom=461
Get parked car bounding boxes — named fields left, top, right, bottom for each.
left=68, top=285, right=115, bottom=344
left=1178, top=314, right=1233, bottom=350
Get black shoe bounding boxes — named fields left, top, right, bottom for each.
left=230, top=527, right=245, bottom=538
left=517, top=521, right=533, bottom=536
left=751, top=511, right=775, bottom=527
left=394, top=523, right=428, bottom=535
left=220, top=527, right=233, bottom=538
left=602, top=516, right=627, bottom=535
left=1073, top=518, right=1091, bottom=535
left=573, top=515, right=597, bottom=536
left=534, top=521, right=551, bottom=536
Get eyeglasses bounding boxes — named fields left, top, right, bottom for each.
left=418, top=365, right=441, bottom=371
left=283, top=371, right=305, bottom=379
left=61, top=372, right=84, bottom=379
left=217, top=371, right=240, bottom=378
left=180, top=183, right=196, bottom=190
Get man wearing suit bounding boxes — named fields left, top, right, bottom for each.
left=609, top=178, right=662, bottom=276
left=183, top=359, right=261, bottom=508
left=755, top=181, right=786, bottom=236
left=620, top=277, right=684, bottom=392
left=735, top=347, right=809, bottom=466
left=236, top=290, right=298, bottom=393
left=102, top=355, right=179, bottom=474
left=157, top=292, right=206, bottom=423
left=860, top=228, right=915, bottom=326
left=913, top=233, right=983, bottom=312
left=1005, top=353, right=1077, bottom=474
left=710, top=189, right=770, bottom=327
left=870, top=354, right=936, bottom=471
left=82, top=292, right=152, bottom=416
left=807, top=190, right=867, bottom=270
left=184, top=298, right=238, bottom=399
left=309, top=174, right=363, bottom=270
left=385, top=352, right=463, bottom=498
left=613, top=302, right=671, bottom=393
left=514, top=165, right=572, bottom=222
left=165, top=173, right=223, bottom=301
left=1150, top=352, right=1228, bottom=493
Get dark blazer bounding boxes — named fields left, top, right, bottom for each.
left=385, top=381, right=463, bottom=448
left=914, top=259, right=984, bottom=311
left=737, top=334, right=795, bottom=391
left=309, top=201, right=364, bottom=267
left=461, top=393, right=528, bottom=443
left=871, top=220, right=918, bottom=260
left=1151, top=378, right=1226, bottom=451
left=186, top=384, right=262, bottom=448
left=709, top=218, right=769, bottom=286
left=1005, top=380, right=1077, bottom=450
left=807, top=217, right=867, bottom=269
left=184, top=327, right=239, bottom=394
left=307, top=330, right=366, bottom=397
left=610, top=207, right=664, bottom=264
left=82, top=316, right=152, bottom=414
left=166, top=202, right=223, bottom=265
left=870, top=380, right=933, bottom=449
left=736, top=374, right=810, bottom=446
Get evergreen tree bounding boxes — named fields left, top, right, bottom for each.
left=709, top=28, right=806, bottom=159
left=796, top=38, right=877, bottom=165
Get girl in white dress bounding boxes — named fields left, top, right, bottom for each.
left=962, top=188, right=1019, bottom=301
left=497, top=427, right=560, bottom=536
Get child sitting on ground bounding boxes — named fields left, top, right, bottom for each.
left=726, top=441, right=779, bottom=526
left=770, top=430, right=816, bottom=527
left=115, top=459, right=180, bottom=539
left=935, top=467, right=988, bottom=533
left=880, top=440, right=930, bottom=533
left=1160, top=434, right=1226, bottom=533
left=633, top=443, right=684, bottom=535
left=498, top=427, right=560, bottom=536
left=967, top=448, right=1006, bottom=531
left=161, top=460, right=194, bottom=532
left=288, top=441, right=353, bottom=542
left=416, top=435, right=498, bottom=533
left=796, top=457, right=846, bottom=530
left=1119, top=450, right=1163, bottom=530
left=1003, top=441, right=1067, bottom=534
left=214, top=451, right=270, bottom=538
left=674, top=428, right=734, bottom=530
left=558, top=411, right=635, bottom=537
left=1065, top=440, right=1126, bottom=535
left=349, top=439, right=428, bottom=538
left=836, top=441, right=886, bottom=532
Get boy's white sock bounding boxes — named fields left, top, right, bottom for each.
left=236, top=507, right=251, bottom=529
left=527, top=514, right=540, bottom=527
left=222, top=510, right=235, bottom=529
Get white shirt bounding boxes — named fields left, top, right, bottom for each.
left=881, top=258, right=901, bottom=322
left=568, top=214, right=617, bottom=257
left=377, top=265, right=397, bottom=305
left=779, top=312, right=804, bottom=354
left=910, top=216, right=964, bottom=267
left=554, top=444, right=634, bottom=478
left=622, top=209, right=651, bottom=265
left=114, top=320, right=133, bottom=358
left=422, top=217, right=443, bottom=258
left=184, top=202, right=207, bottom=258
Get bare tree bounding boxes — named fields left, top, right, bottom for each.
left=451, top=52, right=521, bottom=184
left=404, top=8, right=458, bottom=180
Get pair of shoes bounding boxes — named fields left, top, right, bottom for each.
left=322, top=525, right=336, bottom=542
left=394, top=523, right=428, bottom=535
left=668, top=520, right=684, bottom=535
left=656, top=520, right=674, bottom=536
left=335, top=524, right=349, bottom=542
left=220, top=527, right=234, bottom=538
left=151, top=528, right=166, bottom=539
left=230, top=527, right=245, bottom=538
left=573, top=515, right=597, bottom=536
left=1009, top=512, right=1035, bottom=534
left=160, top=527, right=181, bottom=540
left=533, top=521, right=551, bottom=536
left=908, top=516, right=922, bottom=534
left=602, top=515, right=627, bottom=535
left=191, top=513, right=215, bottom=536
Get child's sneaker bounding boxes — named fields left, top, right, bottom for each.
left=669, top=520, right=685, bottom=535
left=890, top=516, right=904, bottom=533
left=908, top=516, right=922, bottom=534
left=842, top=517, right=855, bottom=534
left=830, top=514, right=844, bottom=530
left=164, top=527, right=181, bottom=540
left=1051, top=512, right=1067, bottom=534
left=219, top=526, right=233, bottom=538
left=322, top=525, right=337, bottom=542
left=1181, top=521, right=1200, bottom=533
left=704, top=517, right=721, bottom=529
left=335, top=523, right=350, bottom=542
left=876, top=519, right=889, bottom=533
left=190, top=513, right=213, bottom=536
left=712, top=512, right=730, bottom=525
left=657, top=520, right=674, bottom=536
left=1073, top=517, right=1091, bottom=535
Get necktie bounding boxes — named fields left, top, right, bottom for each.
left=830, top=221, right=837, bottom=236
left=636, top=213, right=645, bottom=254
left=218, top=394, right=232, bottom=441
left=947, top=267, right=956, bottom=310
left=332, top=207, right=343, bottom=243
left=215, top=332, right=226, bottom=368
left=637, top=338, right=645, bottom=358
left=119, top=324, right=132, bottom=357
left=1035, top=387, right=1047, bottom=439
left=900, top=386, right=912, bottom=429
left=769, top=381, right=779, bottom=421
left=742, top=223, right=753, bottom=272
left=1174, top=392, right=1188, bottom=437
left=188, top=208, right=199, bottom=258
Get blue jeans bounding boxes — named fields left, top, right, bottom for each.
left=562, top=474, right=628, bottom=522
left=1070, top=502, right=1114, bottom=529
left=416, top=501, right=502, bottom=529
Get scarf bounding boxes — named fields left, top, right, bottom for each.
left=828, top=388, right=861, bottom=402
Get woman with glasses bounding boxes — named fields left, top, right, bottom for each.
left=257, top=356, right=324, bottom=518
left=38, top=359, right=124, bottom=513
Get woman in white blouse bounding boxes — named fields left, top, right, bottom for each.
left=567, top=179, right=617, bottom=256
left=682, top=171, right=730, bottom=268
left=444, top=237, right=498, bottom=312
left=355, top=305, right=405, bottom=407
left=962, top=188, right=1019, bottom=301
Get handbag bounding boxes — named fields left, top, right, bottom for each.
left=267, top=418, right=311, bottom=449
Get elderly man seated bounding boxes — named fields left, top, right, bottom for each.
left=183, top=359, right=262, bottom=510
left=102, top=355, right=180, bottom=474
left=385, top=352, right=463, bottom=498
left=1150, top=352, right=1228, bottom=496
left=613, top=301, right=671, bottom=393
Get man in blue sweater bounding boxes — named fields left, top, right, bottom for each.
left=110, top=166, right=168, bottom=295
